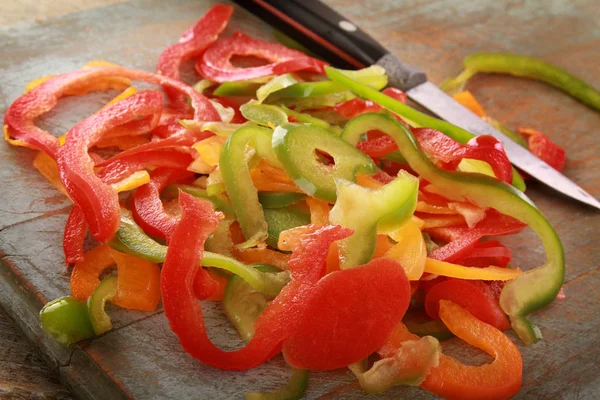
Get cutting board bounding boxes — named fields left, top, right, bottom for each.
left=1, top=0, right=599, bottom=398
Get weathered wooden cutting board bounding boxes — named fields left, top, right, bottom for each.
left=1, top=0, right=599, bottom=399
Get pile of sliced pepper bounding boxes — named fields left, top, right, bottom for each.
left=4, top=4, right=571, bottom=399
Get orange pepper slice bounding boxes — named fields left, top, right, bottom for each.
left=421, top=300, right=523, bottom=400
left=452, top=91, right=486, bottom=118
left=415, top=201, right=456, bottom=215
left=33, top=151, right=69, bottom=197
left=419, top=214, right=466, bottom=229
left=232, top=246, right=289, bottom=270
left=355, top=173, right=384, bottom=189
left=109, top=249, right=161, bottom=311
left=71, top=244, right=115, bottom=302
left=305, top=197, right=330, bottom=226
left=250, top=160, right=303, bottom=193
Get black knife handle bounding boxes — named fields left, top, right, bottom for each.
left=233, top=0, right=427, bottom=90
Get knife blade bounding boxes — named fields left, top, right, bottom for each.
left=233, top=0, right=600, bottom=210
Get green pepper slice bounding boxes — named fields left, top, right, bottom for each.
left=213, top=81, right=263, bottom=97
left=277, top=91, right=355, bottom=112
left=256, top=74, right=298, bottom=103
left=88, top=276, right=118, bottom=335
left=240, top=101, right=288, bottom=127
left=326, top=66, right=527, bottom=191
left=272, top=65, right=388, bottom=99
left=245, top=368, right=309, bottom=400
left=223, top=263, right=309, bottom=400
left=164, top=184, right=234, bottom=216
left=220, top=125, right=280, bottom=246
left=272, top=124, right=377, bottom=202
left=442, top=53, right=600, bottom=112
left=222, top=264, right=280, bottom=341
left=341, top=112, right=564, bottom=344
left=39, top=297, right=95, bottom=345
left=329, top=172, right=418, bottom=268
left=279, top=105, right=340, bottom=135
left=264, top=206, right=311, bottom=249
left=109, top=210, right=290, bottom=297
left=258, top=192, right=306, bottom=209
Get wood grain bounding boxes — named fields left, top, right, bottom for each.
left=0, top=306, right=73, bottom=400
left=0, top=0, right=599, bottom=399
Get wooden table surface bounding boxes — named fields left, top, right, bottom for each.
left=0, top=0, right=599, bottom=399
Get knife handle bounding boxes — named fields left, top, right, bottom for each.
left=233, top=0, right=427, bottom=90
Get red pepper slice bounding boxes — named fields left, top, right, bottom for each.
left=97, top=150, right=194, bottom=184
left=97, top=129, right=210, bottom=168
left=357, top=135, right=398, bottom=158
left=425, top=279, right=510, bottom=331
left=335, top=87, right=407, bottom=119
left=162, top=197, right=351, bottom=370
left=157, top=4, right=233, bottom=110
left=427, top=210, right=525, bottom=262
left=131, top=167, right=194, bottom=242
left=58, top=91, right=163, bottom=243
left=193, top=269, right=229, bottom=302
left=196, top=31, right=328, bottom=82
left=282, top=258, right=410, bottom=370
left=4, top=66, right=220, bottom=159
left=518, top=128, right=566, bottom=171
left=455, top=240, right=512, bottom=268
left=412, top=128, right=513, bottom=184
left=63, top=205, right=87, bottom=265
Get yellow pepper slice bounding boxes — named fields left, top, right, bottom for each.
left=385, top=219, right=426, bottom=280
left=4, top=125, right=35, bottom=149
left=193, top=136, right=226, bottom=167
left=424, top=258, right=522, bottom=281
left=110, top=170, right=150, bottom=193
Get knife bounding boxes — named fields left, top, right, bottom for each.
left=233, top=0, right=600, bottom=210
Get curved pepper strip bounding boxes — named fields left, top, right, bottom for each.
left=109, top=249, right=161, bottom=312
left=441, top=53, right=600, bottom=113
left=326, top=67, right=527, bottom=191
left=71, top=244, right=116, bottom=301
left=131, top=167, right=194, bottom=242
left=97, top=150, right=193, bottom=187
left=421, top=300, right=522, bottom=400
left=334, top=87, right=407, bottom=119
left=97, top=129, right=211, bottom=168
left=219, top=125, right=278, bottom=247
left=63, top=206, right=87, bottom=265
left=31, top=151, right=68, bottom=196
left=162, top=192, right=351, bottom=370
left=425, top=280, right=510, bottom=331
left=156, top=4, right=233, bottom=110
left=427, top=210, right=525, bottom=262
left=412, top=128, right=513, bottom=184
left=4, top=65, right=220, bottom=159
left=197, top=31, right=328, bottom=82
left=519, top=128, right=566, bottom=171
left=339, top=111, right=564, bottom=344
left=350, top=335, right=440, bottom=393
left=58, top=91, right=163, bottom=243
left=456, top=240, right=512, bottom=268
left=424, top=258, right=521, bottom=281
left=272, top=123, right=377, bottom=203
left=109, top=208, right=289, bottom=296
left=329, top=173, right=418, bottom=268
